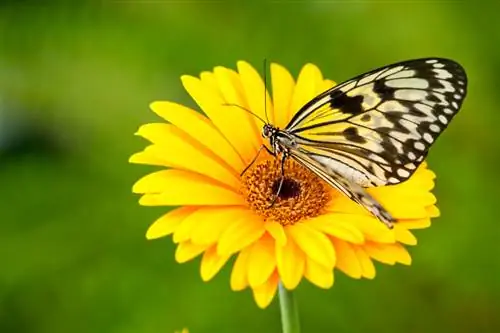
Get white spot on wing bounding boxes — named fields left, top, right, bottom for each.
left=423, top=133, right=434, bottom=143
left=394, top=89, right=428, bottom=101
left=385, top=78, right=429, bottom=89
left=433, top=68, right=453, bottom=79
left=414, top=141, right=426, bottom=150
left=386, top=70, right=416, bottom=80
left=397, top=168, right=410, bottom=178
left=378, top=66, right=405, bottom=79
left=430, top=124, right=440, bottom=132
left=438, top=114, right=448, bottom=124
left=426, top=59, right=438, bottom=64
left=443, top=108, right=454, bottom=115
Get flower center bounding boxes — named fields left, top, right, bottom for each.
left=271, top=178, right=301, bottom=200
left=240, top=157, right=332, bottom=226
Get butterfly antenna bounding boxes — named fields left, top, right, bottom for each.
left=222, top=103, right=267, bottom=125
left=263, top=58, right=270, bottom=124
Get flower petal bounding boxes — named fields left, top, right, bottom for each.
left=175, top=241, right=209, bottom=263
left=247, top=235, right=276, bottom=287
left=135, top=170, right=245, bottom=206
left=399, top=218, right=431, bottom=229
left=212, top=66, right=261, bottom=150
left=393, top=225, right=417, bottom=245
left=135, top=123, right=239, bottom=188
left=289, top=63, right=323, bottom=116
left=352, top=246, right=376, bottom=279
left=190, top=207, right=250, bottom=245
left=230, top=248, right=250, bottom=291
left=173, top=207, right=246, bottom=244
left=146, top=206, right=197, bottom=240
left=181, top=74, right=258, bottom=165
left=304, top=257, right=334, bottom=289
left=129, top=147, right=167, bottom=167
left=265, top=221, right=287, bottom=246
left=287, top=223, right=336, bottom=268
left=217, top=213, right=265, bottom=256
left=237, top=61, right=274, bottom=133
left=276, top=237, right=305, bottom=290
left=271, top=63, right=295, bottom=128
left=426, top=205, right=440, bottom=217
left=200, top=246, right=231, bottom=281
left=252, top=272, right=279, bottom=309
left=320, top=79, right=336, bottom=92
left=364, top=242, right=412, bottom=265
left=150, top=101, right=244, bottom=172
left=307, top=213, right=365, bottom=244
left=331, top=214, right=396, bottom=243
left=332, top=239, right=362, bottom=279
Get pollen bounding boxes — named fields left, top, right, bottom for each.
left=240, top=157, right=332, bottom=225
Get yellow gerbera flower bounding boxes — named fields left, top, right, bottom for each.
left=130, top=61, right=439, bottom=309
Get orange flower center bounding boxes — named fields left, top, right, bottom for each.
left=240, top=157, right=332, bottom=225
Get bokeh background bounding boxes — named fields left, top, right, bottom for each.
left=1, top=1, right=499, bottom=333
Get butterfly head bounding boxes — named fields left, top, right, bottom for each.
left=262, top=124, right=277, bottom=139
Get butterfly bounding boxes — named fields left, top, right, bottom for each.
left=232, top=58, right=467, bottom=229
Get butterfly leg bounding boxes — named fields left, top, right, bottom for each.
left=268, top=153, right=287, bottom=207
left=240, top=145, right=275, bottom=176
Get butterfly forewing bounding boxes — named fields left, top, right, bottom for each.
left=284, top=58, right=467, bottom=186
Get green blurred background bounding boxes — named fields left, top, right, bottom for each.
left=1, top=1, right=499, bottom=333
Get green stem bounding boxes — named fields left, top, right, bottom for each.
left=278, top=282, right=301, bottom=333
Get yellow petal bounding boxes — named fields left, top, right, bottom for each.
left=352, top=246, right=376, bottom=279
left=276, top=237, right=305, bottom=290
left=265, top=221, right=287, bottom=246
left=237, top=61, right=274, bottom=131
left=173, top=207, right=247, bottom=244
left=173, top=208, right=211, bottom=243
left=230, top=247, right=250, bottom=291
left=304, top=257, right=334, bottom=289
left=365, top=242, right=412, bottom=265
left=146, top=206, right=197, bottom=240
left=212, top=66, right=261, bottom=149
left=369, top=192, right=432, bottom=219
left=252, top=272, right=279, bottom=309
left=181, top=74, right=259, bottom=165
left=200, top=246, right=231, bottom=281
left=332, top=214, right=396, bottom=243
left=175, top=241, right=209, bottom=263
left=129, top=147, right=167, bottom=167
left=363, top=242, right=396, bottom=265
left=135, top=123, right=239, bottom=188
left=426, top=205, right=440, bottom=217
left=247, top=235, right=276, bottom=287
left=217, top=213, right=265, bottom=256
left=150, top=101, right=244, bottom=172
left=287, top=223, right=336, bottom=268
left=190, top=207, right=250, bottom=245
left=289, top=63, right=323, bottom=117
left=135, top=170, right=245, bottom=206
left=398, top=218, right=431, bottom=229
left=332, top=239, right=362, bottom=279
left=320, top=79, right=336, bottom=92
left=393, top=225, right=417, bottom=245
left=270, top=63, right=295, bottom=128
left=307, top=213, right=365, bottom=244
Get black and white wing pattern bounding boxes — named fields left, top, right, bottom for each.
left=284, top=58, right=467, bottom=187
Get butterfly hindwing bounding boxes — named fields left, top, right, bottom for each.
left=288, top=148, right=395, bottom=227
left=284, top=58, right=467, bottom=186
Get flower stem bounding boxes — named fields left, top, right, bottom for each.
left=278, top=282, right=301, bottom=333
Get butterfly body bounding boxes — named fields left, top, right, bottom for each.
left=259, top=57, right=468, bottom=228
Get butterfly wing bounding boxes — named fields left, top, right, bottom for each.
left=287, top=147, right=395, bottom=227
left=285, top=58, right=467, bottom=186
